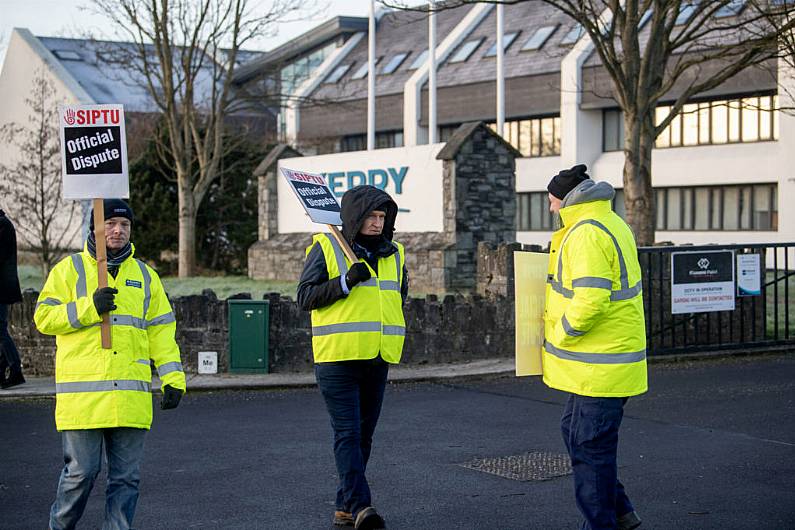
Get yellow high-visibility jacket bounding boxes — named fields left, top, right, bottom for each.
left=34, top=244, right=186, bottom=430
left=543, top=181, right=648, bottom=397
left=308, top=234, right=406, bottom=364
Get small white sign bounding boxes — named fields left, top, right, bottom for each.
left=737, top=254, right=762, bottom=296
left=671, top=250, right=736, bottom=314
left=198, top=351, right=218, bottom=374
left=58, top=104, right=129, bottom=199
left=281, top=167, right=342, bottom=225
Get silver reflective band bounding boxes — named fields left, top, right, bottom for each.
left=158, top=361, right=183, bottom=377
left=71, top=254, right=87, bottom=298
left=147, top=312, right=176, bottom=327
left=379, top=280, right=400, bottom=291
left=36, top=297, right=62, bottom=311
left=610, top=281, right=643, bottom=301
left=561, top=315, right=585, bottom=337
left=136, top=259, right=152, bottom=321
left=359, top=278, right=378, bottom=287
left=67, top=302, right=81, bottom=329
left=56, top=380, right=151, bottom=393
left=313, top=322, right=382, bottom=336
left=382, top=325, right=405, bottom=336
left=112, top=314, right=146, bottom=330
left=544, top=341, right=646, bottom=364
left=572, top=277, right=613, bottom=290
left=325, top=234, right=349, bottom=275
left=547, top=279, right=574, bottom=298
left=393, top=249, right=401, bottom=286
left=136, top=359, right=151, bottom=366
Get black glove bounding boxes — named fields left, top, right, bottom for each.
left=160, top=384, right=183, bottom=410
left=93, top=287, right=118, bottom=314
left=345, top=262, right=371, bottom=289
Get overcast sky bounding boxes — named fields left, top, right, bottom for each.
left=0, top=0, right=399, bottom=70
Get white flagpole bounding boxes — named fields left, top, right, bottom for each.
left=367, top=0, right=376, bottom=151
left=496, top=3, right=505, bottom=136
left=428, top=0, right=437, bottom=144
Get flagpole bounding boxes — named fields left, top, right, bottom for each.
left=367, top=0, right=376, bottom=151
left=428, top=0, right=437, bottom=144
left=496, top=3, right=505, bottom=136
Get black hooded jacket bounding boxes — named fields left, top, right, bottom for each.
left=0, top=209, right=22, bottom=305
left=297, top=186, right=408, bottom=311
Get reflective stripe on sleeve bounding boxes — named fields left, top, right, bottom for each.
left=561, top=315, right=585, bottom=337
left=544, top=341, right=646, bottom=364
left=35, top=297, right=62, bottom=311
left=67, top=302, right=81, bottom=329
left=382, top=325, right=406, bottom=336
left=136, top=359, right=151, bottom=366
left=572, top=277, right=613, bottom=290
left=312, top=322, right=382, bottom=336
left=71, top=254, right=87, bottom=298
left=610, top=280, right=643, bottom=301
left=56, top=380, right=151, bottom=393
left=147, top=312, right=176, bottom=327
left=157, top=361, right=183, bottom=377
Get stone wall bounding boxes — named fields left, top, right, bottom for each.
left=10, top=289, right=514, bottom=376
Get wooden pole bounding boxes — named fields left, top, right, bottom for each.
left=327, top=224, right=359, bottom=264
left=93, top=198, right=112, bottom=349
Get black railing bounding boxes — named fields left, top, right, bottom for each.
left=638, top=242, right=795, bottom=355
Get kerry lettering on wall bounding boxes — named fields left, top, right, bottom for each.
left=59, top=104, right=129, bottom=199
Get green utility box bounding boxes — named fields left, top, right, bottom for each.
left=228, top=300, right=269, bottom=373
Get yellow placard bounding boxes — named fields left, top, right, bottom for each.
left=514, top=251, right=548, bottom=376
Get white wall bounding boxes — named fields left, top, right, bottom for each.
left=278, top=144, right=445, bottom=233
left=0, top=29, right=90, bottom=251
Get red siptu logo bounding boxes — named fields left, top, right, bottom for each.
left=64, top=108, right=76, bottom=125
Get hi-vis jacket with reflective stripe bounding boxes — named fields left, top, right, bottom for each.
left=34, top=244, right=186, bottom=431
left=308, top=234, right=406, bottom=364
left=543, top=180, right=648, bottom=397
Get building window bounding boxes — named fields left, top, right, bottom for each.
left=516, top=192, right=554, bottom=231
left=489, top=116, right=561, bottom=157
left=676, top=3, right=697, bottom=24
left=715, top=0, right=745, bottom=18
left=381, top=52, right=409, bottom=75
left=351, top=57, right=382, bottom=80
left=603, top=109, right=624, bottom=152
left=408, top=49, right=428, bottom=70
left=324, top=64, right=351, bottom=84
left=656, top=95, right=778, bottom=148
left=560, top=24, right=583, bottom=45
left=484, top=32, right=519, bottom=57
left=656, top=184, right=778, bottom=231
left=339, top=131, right=404, bottom=152
left=521, top=25, right=557, bottom=51
left=449, top=38, right=483, bottom=63
left=439, top=124, right=461, bottom=142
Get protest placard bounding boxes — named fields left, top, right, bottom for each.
left=514, top=252, right=547, bottom=376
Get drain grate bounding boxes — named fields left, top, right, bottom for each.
left=459, top=451, right=572, bottom=482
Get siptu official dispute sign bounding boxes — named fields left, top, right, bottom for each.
left=671, top=249, right=735, bottom=314
left=59, top=104, right=129, bottom=199
left=281, top=167, right=342, bottom=226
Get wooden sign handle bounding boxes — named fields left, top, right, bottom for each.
left=327, top=224, right=359, bottom=264
left=93, top=198, right=112, bottom=349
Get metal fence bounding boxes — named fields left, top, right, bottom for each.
left=638, top=242, right=795, bottom=356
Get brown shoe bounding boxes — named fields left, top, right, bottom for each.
left=354, top=507, right=385, bottom=530
left=333, top=511, right=354, bottom=527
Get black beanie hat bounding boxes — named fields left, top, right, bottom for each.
left=547, top=164, right=590, bottom=200
left=90, top=199, right=134, bottom=229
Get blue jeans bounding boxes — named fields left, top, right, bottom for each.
left=0, top=304, right=21, bottom=375
left=315, top=357, right=389, bottom=518
left=561, top=394, right=634, bottom=530
left=49, top=428, right=147, bottom=530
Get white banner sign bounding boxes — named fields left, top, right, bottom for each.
left=671, top=250, right=736, bottom=314
left=277, top=144, right=445, bottom=233
left=737, top=254, right=762, bottom=296
left=59, top=104, right=129, bottom=199
left=281, top=167, right=342, bottom=225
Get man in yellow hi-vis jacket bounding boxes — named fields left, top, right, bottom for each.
left=34, top=199, right=185, bottom=530
left=543, top=165, right=647, bottom=530
left=297, top=185, right=407, bottom=530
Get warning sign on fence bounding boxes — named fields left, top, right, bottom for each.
left=671, top=250, right=735, bottom=314
left=59, top=104, right=129, bottom=199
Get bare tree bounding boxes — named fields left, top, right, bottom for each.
left=90, top=0, right=307, bottom=276
left=382, top=0, right=795, bottom=244
left=0, top=70, right=81, bottom=275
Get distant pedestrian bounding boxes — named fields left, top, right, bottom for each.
left=0, top=208, right=25, bottom=389
left=543, top=165, right=647, bottom=530
left=297, top=185, right=408, bottom=530
left=34, top=199, right=186, bottom=530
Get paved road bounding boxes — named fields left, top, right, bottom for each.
left=1, top=354, right=794, bottom=529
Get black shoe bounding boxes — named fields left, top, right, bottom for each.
left=617, top=511, right=641, bottom=530
left=1, top=370, right=25, bottom=389
left=354, top=507, right=385, bottom=530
